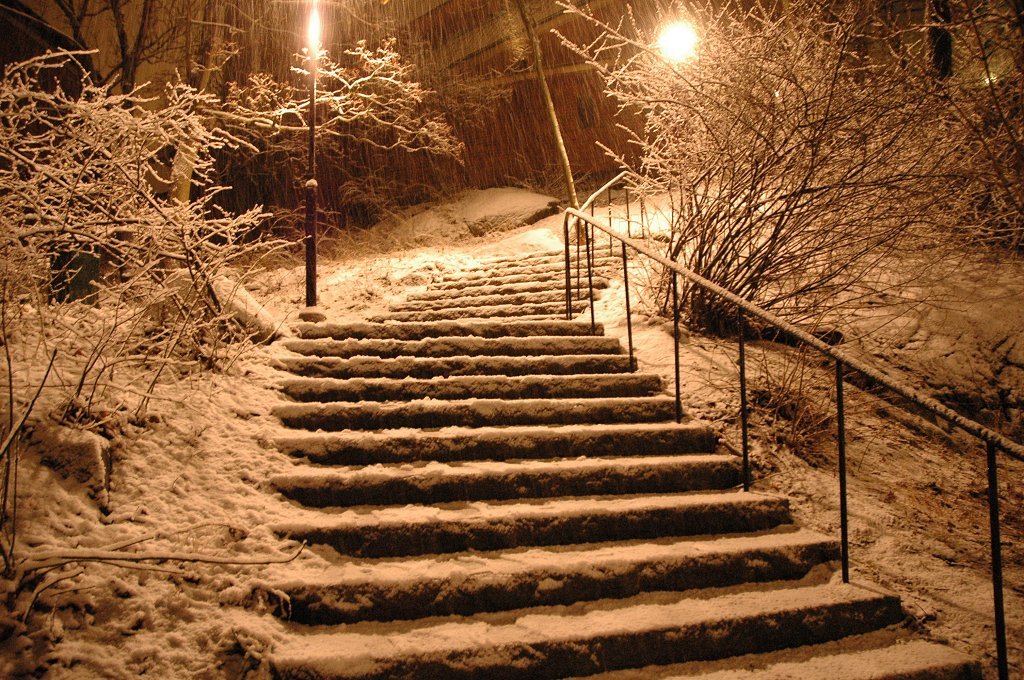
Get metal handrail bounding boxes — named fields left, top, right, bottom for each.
left=562, top=202, right=1016, bottom=679
left=565, top=207, right=1024, bottom=461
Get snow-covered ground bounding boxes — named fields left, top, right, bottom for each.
left=2, top=188, right=1021, bottom=677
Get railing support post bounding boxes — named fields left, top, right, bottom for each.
left=738, top=308, right=750, bottom=492
left=672, top=271, right=682, bottom=423
left=621, top=243, right=635, bottom=372
left=586, top=222, right=596, bottom=333
left=576, top=229, right=582, bottom=301
left=624, top=188, right=631, bottom=238
left=986, top=440, right=1009, bottom=680
left=563, top=216, right=572, bottom=320
left=608, top=186, right=614, bottom=256
left=836, top=361, right=850, bottom=584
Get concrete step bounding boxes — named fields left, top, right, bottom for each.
left=278, top=372, right=662, bottom=402
left=474, top=248, right=564, bottom=265
left=430, top=270, right=571, bottom=292
left=479, top=248, right=621, bottom=267
left=372, top=301, right=586, bottom=323
left=275, top=422, right=717, bottom=466
left=281, top=335, right=622, bottom=359
left=271, top=454, right=740, bottom=507
left=291, top=319, right=603, bottom=341
left=272, top=491, right=790, bottom=558
left=268, top=582, right=904, bottom=679
left=406, top=277, right=608, bottom=302
left=445, top=256, right=618, bottom=282
left=266, top=529, right=837, bottom=624
left=392, top=288, right=568, bottom=313
left=274, top=353, right=633, bottom=380
left=273, top=396, right=678, bottom=431
left=576, top=637, right=982, bottom=679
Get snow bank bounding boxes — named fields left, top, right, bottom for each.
left=29, top=421, right=112, bottom=510
left=368, top=188, right=559, bottom=246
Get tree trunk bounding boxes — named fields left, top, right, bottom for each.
left=173, top=0, right=223, bottom=204
left=512, top=0, right=579, bottom=209
left=929, top=0, right=953, bottom=80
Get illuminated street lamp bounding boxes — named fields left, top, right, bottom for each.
left=656, top=20, right=699, bottom=63
left=302, top=0, right=322, bottom=317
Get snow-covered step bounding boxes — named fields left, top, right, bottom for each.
left=372, top=300, right=584, bottom=322
left=292, top=319, right=602, bottom=341
left=273, top=395, right=678, bottom=431
left=474, top=248, right=570, bottom=265
left=445, top=255, right=618, bottom=281
left=272, top=491, right=789, bottom=558
left=275, top=422, right=717, bottom=466
left=271, top=454, right=740, bottom=507
left=406, top=277, right=608, bottom=302
left=576, top=638, right=981, bottom=679
left=391, top=287, right=568, bottom=312
left=274, top=353, right=633, bottom=379
left=478, top=248, right=619, bottom=267
left=430, top=270, right=571, bottom=291
left=279, top=372, right=662, bottom=403
left=281, top=335, right=623, bottom=359
left=268, top=582, right=904, bottom=680
left=269, top=529, right=837, bottom=625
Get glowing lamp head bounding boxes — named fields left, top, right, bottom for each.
left=656, top=21, right=699, bottom=63
left=307, top=0, right=322, bottom=53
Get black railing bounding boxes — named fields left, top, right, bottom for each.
left=562, top=181, right=1020, bottom=680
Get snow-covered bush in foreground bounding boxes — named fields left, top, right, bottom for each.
left=0, top=52, right=271, bottom=428
left=561, top=1, right=968, bottom=335
left=0, top=52, right=288, bottom=637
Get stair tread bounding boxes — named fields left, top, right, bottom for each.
left=292, top=319, right=603, bottom=340
left=272, top=453, right=737, bottom=488
left=433, top=275, right=569, bottom=292
left=266, top=527, right=833, bottom=590
left=272, top=490, right=785, bottom=531
left=281, top=335, right=622, bottom=358
left=274, top=353, right=634, bottom=379
left=278, top=420, right=710, bottom=438
left=393, top=289, right=569, bottom=312
left=275, top=421, right=716, bottom=460
left=407, top=278, right=608, bottom=302
left=577, top=638, right=980, bottom=679
left=278, top=372, right=661, bottom=402
left=269, top=582, right=899, bottom=677
left=274, top=395, right=676, bottom=415
left=275, top=395, right=679, bottom=431
left=371, top=301, right=584, bottom=322
left=443, top=257, right=617, bottom=281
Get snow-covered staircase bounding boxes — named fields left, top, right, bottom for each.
left=264, top=249, right=981, bottom=679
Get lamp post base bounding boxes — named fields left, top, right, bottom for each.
left=298, top=306, right=327, bottom=323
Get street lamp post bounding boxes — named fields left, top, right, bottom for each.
left=302, top=0, right=322, bottom=318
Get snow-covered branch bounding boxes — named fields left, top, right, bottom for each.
left=214, top=40, right=464, bottom=160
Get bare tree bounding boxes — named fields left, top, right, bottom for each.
left=934, top=0, right=1024, bottom=249
left=12, top=0, right=186, bottom=92
left=559, top=0, right=969, bottom=334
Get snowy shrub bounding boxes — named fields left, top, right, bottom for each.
left=560, top=1, right=969, bottom=334
left=213, top=39, right=464, bottom=230
left=932, top=1, right=1024, bottom=249
left=0, top=52, right=272, bottom=432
